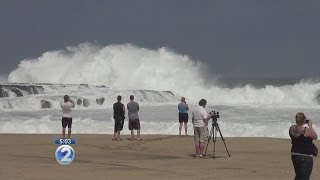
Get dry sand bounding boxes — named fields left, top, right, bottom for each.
left=0, top=134, right=319, bottom=180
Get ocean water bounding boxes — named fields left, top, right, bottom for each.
left=1, top=103, right=320, bottom=138
left=1, top=43, right=320, bottom=138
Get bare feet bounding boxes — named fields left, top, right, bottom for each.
left=194, top=154, right=205, bottom=159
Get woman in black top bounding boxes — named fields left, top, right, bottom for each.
left=289, top=112, right=318, bottom=180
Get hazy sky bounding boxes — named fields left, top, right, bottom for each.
left=1, top=1, right=320, bottom=78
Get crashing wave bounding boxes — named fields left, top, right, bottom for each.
left=0, top=83, right=178, bottom=111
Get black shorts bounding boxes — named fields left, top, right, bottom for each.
left=62, top=117, right=72, bottom=128
left=114, top=118, right=124, bottom=132
left=179, top=113, right=188, bottom=123
left=129, top=119, right=140, bottom=130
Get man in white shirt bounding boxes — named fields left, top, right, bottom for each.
left=192, top=98, right=215, bottom=158
left=60, top=95, right=75, bottom=139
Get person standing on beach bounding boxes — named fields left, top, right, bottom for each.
left=192, top=98, right=214, bottom=158
left=178, top=97, right=189, bottom=135
left=289, top=112, right=318, bottom=180
left=127, top=95, right=141, bottom=141
left=113, top=95, right=125, bottom=141
left=60, top=95, right=75, bottom=139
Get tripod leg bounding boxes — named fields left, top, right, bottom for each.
left=204, top=126, right=213, bottom=155
left=216, top=125, right=231, bottom=157
left=213, top=126, right=217, bottom=158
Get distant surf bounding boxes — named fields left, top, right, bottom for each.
left=1, top=43, right=320, bottom=137
left=5, top=43, right=320, bottom=106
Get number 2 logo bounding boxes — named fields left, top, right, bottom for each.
left=55, top=145, right=75, bottom=166
left=60, top=147, right=72, bottom=162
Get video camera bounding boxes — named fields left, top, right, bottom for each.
left=210, top=111, right=220, bottom=121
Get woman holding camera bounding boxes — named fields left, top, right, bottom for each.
left=289, top=112, right=318, bottom=180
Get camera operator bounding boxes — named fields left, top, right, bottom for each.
left=191, top=98, right=215, bottom=158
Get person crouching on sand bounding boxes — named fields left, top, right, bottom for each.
left=192, top=98, right=215, bottom=158
left=60, top=95, right=75, bottom=139
left=113, top=95, right=125, bottom=141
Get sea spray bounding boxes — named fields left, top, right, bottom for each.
left=6, top=43, right=320, bottom=106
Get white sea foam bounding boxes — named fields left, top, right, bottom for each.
left=7, top=43, right=320, bottom=106
left=1, top=105, right=320, bottom=138
left=2, top=43, right=320, bottom=137
left=8, top=43, right=204, bottom=91
left=0, top=84, right=178, bottom=111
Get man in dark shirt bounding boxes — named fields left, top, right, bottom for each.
left=113, top=95, right=125, bottom=141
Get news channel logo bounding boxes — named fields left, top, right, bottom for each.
left=55, top=145, right=76, bottom=166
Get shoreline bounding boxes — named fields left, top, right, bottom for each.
left=0, top=133, right=293, bottom=139
left=0, top=134, right=319, bottom=180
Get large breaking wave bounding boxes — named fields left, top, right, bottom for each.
left=3, top=43, right=320, bottom=136
left=6, top=43, right=320, bottom=106
left=8, top=43, right=204, bottom=91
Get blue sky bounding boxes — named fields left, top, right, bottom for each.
left=1, top=0, right=320, bottom=79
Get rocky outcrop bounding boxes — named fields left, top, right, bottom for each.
left=0, top=84, right=44, bottom=98
left=162, top=91, right=174, bottom=96
left=96, top=97, right=105, bottom=105
left=11, top=88, right=24, bottom=97
left=40, top=100, right=52, bottom=108
left=0, top=88, right=9, bottom=98
left=77, top=99, right=82, bottom=105
left=83, top=99, right=90, bottom=107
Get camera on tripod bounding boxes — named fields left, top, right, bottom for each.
left=205, top=110, right=231, bottom=157
left=210, top=111, right=220, bottom=120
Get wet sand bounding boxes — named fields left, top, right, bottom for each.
left=0, top=134, right=319, bottom=180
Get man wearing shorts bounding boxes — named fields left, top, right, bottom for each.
left=127, top=95, right=141, bottom=141
left=60, top=95, right=75, bottom=139
left=178, top=97, right=189, bottom=135
left=192, top=98, right=214, bottom=158
left=113, top=95, right=125, bottom=141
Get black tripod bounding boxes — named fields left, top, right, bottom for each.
left=205, top=118, right=231, bottom=158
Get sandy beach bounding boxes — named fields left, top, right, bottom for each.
left=0, top=134, right=319, bottom=180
